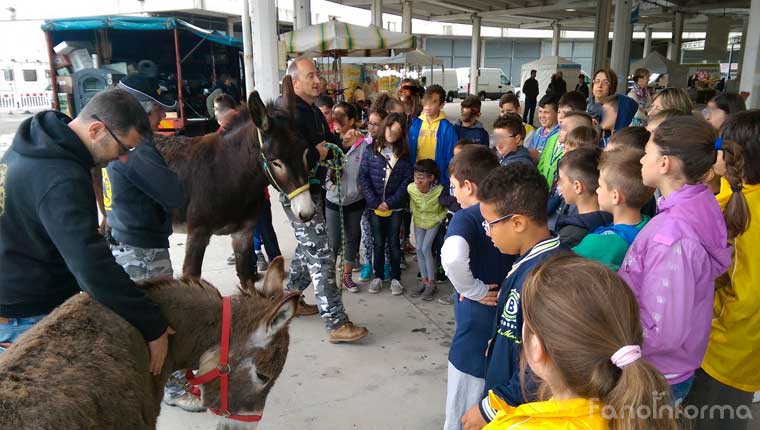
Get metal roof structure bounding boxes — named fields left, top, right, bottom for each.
left=331, top=0, right=751, bottom=32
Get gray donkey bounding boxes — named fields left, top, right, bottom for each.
left=0, top=257, right=298, bottom=430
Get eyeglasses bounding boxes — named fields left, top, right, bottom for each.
left=481, top=213, right=515, bottom=235
left=368, top=121, right=381, bottom=128
left=92, top=114, right=133, bottom=156
left=593, top=79, right=610, bottom=86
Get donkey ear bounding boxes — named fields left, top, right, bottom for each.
left=249, top=291, right=299, bottom=349
left=255, top=256, right=285, bottom=298
left=247, top=91, right=270, bottom=132
left=281, top=75, right=297, bottom=117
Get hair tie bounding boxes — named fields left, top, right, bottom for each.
left=714, top=137, right=724, bottom=152
left=731, top=183, right=744, bottom=193
left=611, top=345, right=641, bottom=369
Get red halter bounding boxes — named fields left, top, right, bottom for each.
left=185, top=296, right=262, bottom=423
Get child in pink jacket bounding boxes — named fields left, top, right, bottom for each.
left=619, top=115, right=731, bottom=403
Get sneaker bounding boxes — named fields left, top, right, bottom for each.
left=342, top=273, right=360, bottom=293
left=390, top=279, right=404, bottom=296
left=360, top=264, right=373, bottom=281
left=437, top=293, right=455, bottom=305
left=255, top=251, right=268, bottom=272
left=416, top=271, right=422, bottom=280
left=421, top=283, right=438, bottom=301
left=353, top=266, right=361, bottom=272
left=368, top=278, right=382, bottom=294
left=226, top=253, right=236, bottom=265
left=383, top=263, right=391, bottom=280
left=296, top=297, right=319, bottom=316
left=436, top=268, right=448, bottom=284
left=164, top=392, right=206, bottom=413
left=328, top=322, right=369, bottom=343
left=410, top=281, right=427, bottom=298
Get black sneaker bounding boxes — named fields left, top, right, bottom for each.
left=421, top=283, right=438, bottom=301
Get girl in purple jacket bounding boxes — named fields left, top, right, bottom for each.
left=619, top=115, right=732, bottom=403
left=359, top=113, right=413, bottom=296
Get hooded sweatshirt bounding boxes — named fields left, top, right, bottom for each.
left=601, top=95, right=638, bottom=148
left=554, top=209, right=613, bottom=248
left=499, top=146, right=535, bottom=167
left=0, top=111, right=168, bottom=342
left=454, top=119, right=490, bottom=146
left=408, top=113, right=458, bottom=188
left=619, top=183, right=731, bottom=384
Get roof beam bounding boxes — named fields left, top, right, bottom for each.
left=419, top=0, right=478, bottom=14
left=429, top=0, right=596, bottom=22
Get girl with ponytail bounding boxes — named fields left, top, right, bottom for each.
left=483, top=255, right=677, bottom=430
left=619, top=115, right=732, bottom=402
left=690, top=110, right=759, bottom=430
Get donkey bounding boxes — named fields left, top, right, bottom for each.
left=0, top=257, right=298, bottom=430
left=153, top=76, right=314, bottom=289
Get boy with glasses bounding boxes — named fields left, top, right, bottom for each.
left=460, top=163, right=568, bottom=430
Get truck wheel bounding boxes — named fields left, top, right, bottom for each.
left=479, top=92, right=487, bottom=101
left=446, top=93, right=454, bottom=103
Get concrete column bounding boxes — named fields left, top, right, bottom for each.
left=740, top=0, right=760, bottom=108
left=227, top=18, right=235, bottom=37
left=241, top=0, right=255, bottom=99
left=402, top=1, right=412, bottom=35
left=551, top=22, right=561, bottom=56
left=592, top=0, right=612, bottom=73
left=609, top=0, right=633, bottom=93
left=643, top=25, right=652, bottom=57
left=469, top=15, right=481, bottom=96
left=371, top=0, right=383, bottom=28
left=668, top=12, right=684, bottom=62
left=704, top=16, right=731, bottom=63
left=294, top=0, right=311, bottom=30
left=251, top=0, right=279, bottom=101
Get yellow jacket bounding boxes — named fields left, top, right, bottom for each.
left=482, top=391, right=607, bottom=430
left=702, top=178, right=760, bottom=392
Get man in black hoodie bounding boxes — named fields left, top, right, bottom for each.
left=0, top=89, right=172, bottom=375
left=282, top=58, right=368, bottom=344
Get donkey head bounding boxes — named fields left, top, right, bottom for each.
left=248, top=76, right=316, bottom=222
left=197, top=257, right=299, bottom=429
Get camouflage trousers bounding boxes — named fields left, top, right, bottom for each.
left=280, top=191, right=348, bottom=330
left=110, top=243, right=173, bottom=282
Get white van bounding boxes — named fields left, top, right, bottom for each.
left=456, top=67, right=515, bottom=100
left=420, top=69, right=459, bottom=102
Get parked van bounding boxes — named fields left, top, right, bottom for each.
left=421, top=68, right=459, bottom=102
left=456, top=67, right=515, bottom=101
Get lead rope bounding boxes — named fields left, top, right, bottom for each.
left=320, top=142, right=348, bottom=287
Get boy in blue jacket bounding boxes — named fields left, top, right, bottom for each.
left=599, top=94, right=638, bottom=148
left=460, top=163, right=569, bottom=429
left=454, top=95, right=490, bottom=146
left=408, top=85, right=459, bottom=189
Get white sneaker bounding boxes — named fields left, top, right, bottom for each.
left=368, top=278, right=382, bottom=294
left=390, top=279, right=404, bottom=296
left=164, top=392, right=206, bottom=413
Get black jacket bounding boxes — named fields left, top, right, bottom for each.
left=291, top=95, right=340, bottom=189
left=522, top=77, right=539, bottom=99
left=105, top=137, right=184, bottom=249
left=0, top=111, right=167, bottom=341
left=555, top=209, right=613, bottom=248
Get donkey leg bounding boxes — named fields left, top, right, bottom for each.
left=231, top=222, right=257, bottom=291
left=182, top=227, right=212, bottom=279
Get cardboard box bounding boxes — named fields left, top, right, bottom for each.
left=53, top=41, right=93, bottom=56
left=69, top=49, right=92, bottom=72
left=53, top=54, right=71, bottom=70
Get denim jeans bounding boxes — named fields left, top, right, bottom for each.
left=252, top=199, right=282, bottom=262
left=370, top=211, right=402, bottom=280
left=0, top=315, right=46, bottom=353
left=414, top=224, right=440, bottom=280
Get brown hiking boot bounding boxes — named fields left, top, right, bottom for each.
left=296, top=297, right=319, bottom=316
left=328, top=322, right=369, bottom=343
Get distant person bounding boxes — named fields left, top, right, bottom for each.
left=353, top=86, right=366, bottom=103
left=575, top=74, right=589, bottom=98
left=627, top=68, right=652, bottom=126
left=546, top=72, right=567, bottom=97
left=522, top=70, right=539, bottom=125
left=214, top=73, right=240, bottom=103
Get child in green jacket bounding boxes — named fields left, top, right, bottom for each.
left=407, top=159, right=447, bottom=298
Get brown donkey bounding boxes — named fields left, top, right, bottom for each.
left=0, top=257, right=298, bottom=430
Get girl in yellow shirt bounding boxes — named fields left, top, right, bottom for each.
left=690, top=110, right=759, bottom=430
left=482, top=255, right=677, bottom=430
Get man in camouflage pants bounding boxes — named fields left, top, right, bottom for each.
left=284, top=58, right=368, bottom=343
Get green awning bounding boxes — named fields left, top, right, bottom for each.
left=41, top=16, right=242, bottom=48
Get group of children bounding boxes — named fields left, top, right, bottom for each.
left=316, top=76, right=758, bottom=430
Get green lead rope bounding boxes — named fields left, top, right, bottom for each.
left=320, top=142, right=348, bottom=286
